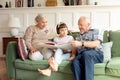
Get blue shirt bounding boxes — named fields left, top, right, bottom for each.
left=76, top=29, right=103, bottom=53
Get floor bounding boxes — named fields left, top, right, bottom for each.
left=0, top=57, right=9, bottom=80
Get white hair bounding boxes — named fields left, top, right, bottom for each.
left=35, top=14, right=46, bottom=23
left=79, top=16, right=90, bottom=24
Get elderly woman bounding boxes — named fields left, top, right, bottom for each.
left=24, top=14, right=53, bottom=60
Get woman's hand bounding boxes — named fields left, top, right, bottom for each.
left=29, top=48, right=37, bottom=54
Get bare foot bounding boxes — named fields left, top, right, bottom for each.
left=38, top=68, right=51, bottom=77
left=48, top=57, right=58, bottom=71
left=48, top=57, right=52, bottom=63
left=69, top=56, right=75, bottom=61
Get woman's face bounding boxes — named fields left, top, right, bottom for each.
left=59, top=27, right=68, bottom=37
left=37, top=18, right=48, bottom=29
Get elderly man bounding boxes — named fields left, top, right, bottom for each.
left=70, top=16, right=103, bottom=80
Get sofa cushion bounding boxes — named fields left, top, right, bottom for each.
left=15, top=59, right=106, bottom=75
left=109, top=30, right=120, bottom=57
left=15, top=59, right=49, bottom=70
left=94, top=62, right=107, bottom=75
left=15, top=59, right=73, bottom=74
left=106, top=57, right=120, bottom=77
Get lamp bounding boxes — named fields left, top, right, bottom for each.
left=8, top=16, right=21, bottom=37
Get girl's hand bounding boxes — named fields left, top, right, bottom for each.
left=63, top=49, right=72, bottom=53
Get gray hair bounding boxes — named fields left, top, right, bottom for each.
left=79, top=16, right=90, bottom=24
left=35, top=14, right=46, bottom=23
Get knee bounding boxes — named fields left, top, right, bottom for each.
left=42, top=48, right=54, bottom=59
left=71, top=59, right=79, bottom=66
left=29, top=51, right=43, bottom=60
left=54, top=48, right=63, bottom=58
left=55, top=48, right=63, bottom=55
left=82, top=51, right=93, bottom=60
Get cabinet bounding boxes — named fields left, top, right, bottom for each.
left=2, top=37, right=18, bottom=55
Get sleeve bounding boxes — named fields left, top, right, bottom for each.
left=93, top=29, right=103, bottom=42
left=53, top=37, right=57, bottom=43
left=24, top=26, right=34, bottom=49
left=98, top=29, right=104, bottom=42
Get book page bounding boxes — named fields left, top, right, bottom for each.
left=54, top=43, right=73, bottom=50
left=38, top=42, right=73, bottom=50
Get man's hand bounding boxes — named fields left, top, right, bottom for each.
left=70, top=41, right=82, bottom=47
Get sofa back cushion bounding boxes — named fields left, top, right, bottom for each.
left=68, top=31, right=79, bottom=39
left=103, top=30, right=109, bottom=43
left=109, top=30, right=120, bottom=57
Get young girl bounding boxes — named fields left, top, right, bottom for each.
left=38, top=22, right=76, bottom=77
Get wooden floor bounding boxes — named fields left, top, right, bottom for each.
left=0, top=57, right=9, bottom=80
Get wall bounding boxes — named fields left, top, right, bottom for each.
left=1, top=5, right=120, bottom=57
left=88, top=0, right=120, bottom=5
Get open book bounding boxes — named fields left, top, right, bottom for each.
left=38, top=41, right=73, bottom=50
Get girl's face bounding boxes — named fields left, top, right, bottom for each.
left=59, top=27, right=68, bottom=37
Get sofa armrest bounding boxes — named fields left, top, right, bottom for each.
left=6, top=41, right=18, bottom=79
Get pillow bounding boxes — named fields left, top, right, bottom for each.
left=102, top=41, right=113, bottom=62
left=17, top=38, right=28, bottom=60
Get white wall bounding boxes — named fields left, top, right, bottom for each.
left=88, top=0, right=120, bottom=5
left=1, top=0, right=120, bottom=57
left=1, top=6, right=120, bottom=57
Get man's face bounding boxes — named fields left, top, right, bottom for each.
left=78, top=19, right=90, bottom=33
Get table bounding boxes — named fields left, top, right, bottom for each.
left=2, top=37, right=18, bottom=55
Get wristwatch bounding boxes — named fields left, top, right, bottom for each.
left=82, top=41, right=84, bottom=47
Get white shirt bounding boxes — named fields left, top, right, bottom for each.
left=54, top=35, right=74, bottom=44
